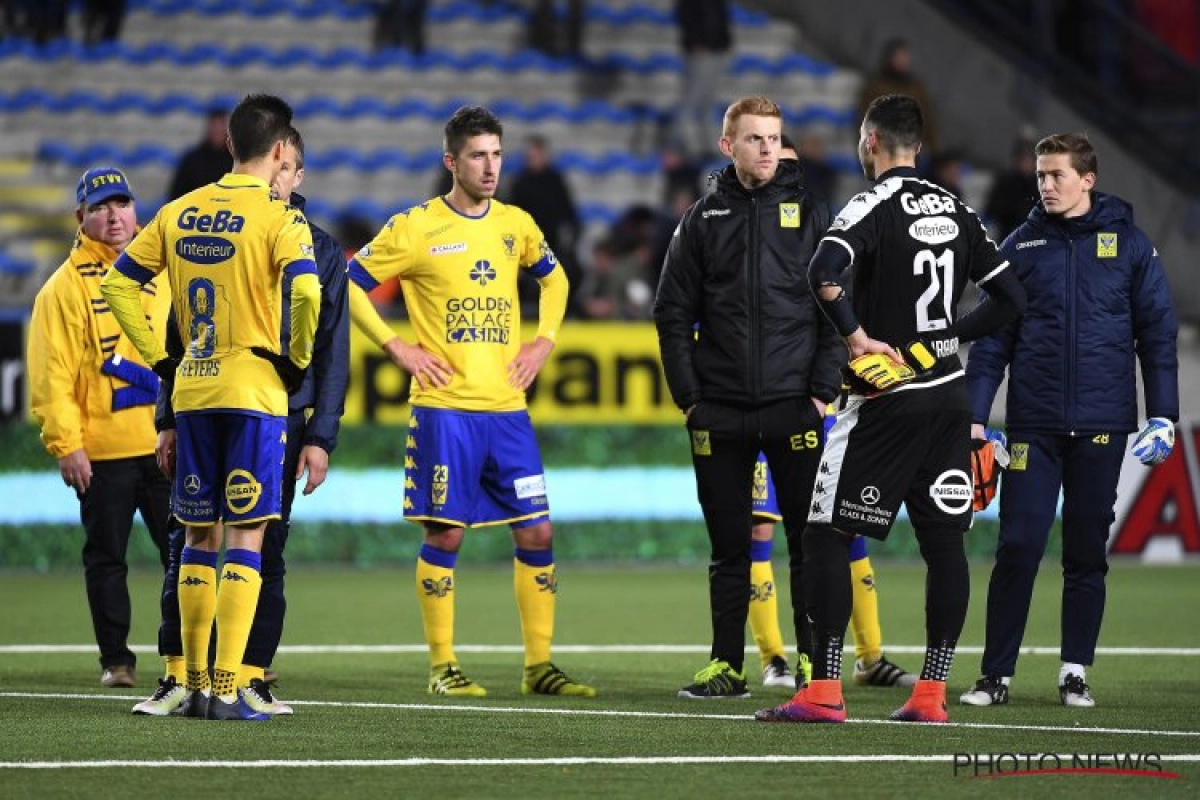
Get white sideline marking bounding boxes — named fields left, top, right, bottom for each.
left=3, top=754, right=1199, bottom=769
left=3, top=692, right=1199, bottom=739
left=3, top=644, right=1200, bottom=656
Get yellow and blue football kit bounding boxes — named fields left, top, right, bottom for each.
left=350, top=195, right=591, bottom=696
left=349, top=196, right=566, bottom=528
left=102, top=173, right=320, bottom=524
left=102, top=171, right=321, bottom=713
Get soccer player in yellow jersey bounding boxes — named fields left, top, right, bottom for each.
left=100, top=94, right=321, bottom=721
left=349, top=105, right=595, bottom=698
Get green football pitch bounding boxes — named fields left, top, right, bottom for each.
left=1, top=561, right=1197, bottom=798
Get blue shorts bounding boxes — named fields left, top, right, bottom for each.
left=405, top=406, right=550, bottom=529
left=752, top=414, right=837, bottom=522
left=174, top=411, right=286, bottom=526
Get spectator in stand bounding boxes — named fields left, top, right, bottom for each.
left=510, top=135, right=581, bottom=286
left=985, top=132, right=1038, bottom=241
left=578, top=237, right=654, bottom=321
left=930, top=149, right=966, bottom=200
left=674, top=0, right=732, bottom=159
left=661, top=143, right=703, bottom=207
left=166, top=108, right=232, bottom=201
left=26, top=0, right=68, bottom=45
left=858, top=38, right=939, bottom=157
left=788, top=131, right=837, bottom=216
left=81, top=0, right=126, bottom=45
left=527, top=0, right=585, bottom=59
left=373, top=0, right=427, bottom=55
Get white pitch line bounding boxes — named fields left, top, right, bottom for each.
left=3, top=754, right=1199, bottom=770
left=4, top=692, right=1199, bottom=739
left=3, top=644, right=1200, bottom=655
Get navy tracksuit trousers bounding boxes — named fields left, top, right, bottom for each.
left=158, top=410, right=305, bottom=669
left=981, top=431, right=1127, bottom=677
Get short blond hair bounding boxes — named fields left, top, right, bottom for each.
left=722, top=96, right=782, bottom=137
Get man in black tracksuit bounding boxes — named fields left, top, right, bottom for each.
left=655, top=96, right=844, bottom=698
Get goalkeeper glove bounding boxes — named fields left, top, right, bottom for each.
left=1130, top=417, right=1174, bottom=466
left=847, top=353, right=915, bottom=394
left=250, top=347, right=307, bottom=395
left=970, top=429, right=1010, bottom=511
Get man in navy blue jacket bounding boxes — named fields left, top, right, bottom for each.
left=962, top=132, right=1178, bottom=709
left=134, top=129, right=350, bottom=717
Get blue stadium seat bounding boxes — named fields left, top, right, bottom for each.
left=120, top=0, right=767, bottom=26
left=1, top=91, right=849, bottom=128
left=0, top=39, right=831, bottom=77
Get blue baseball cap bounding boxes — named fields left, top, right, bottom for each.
left=76, top=167, right=136, bottom=205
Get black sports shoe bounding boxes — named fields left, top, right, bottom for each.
left=205, top=690, right=271, bottom=721
left=853, top=655, right=917, bottom=687
left=179, top=689, right=211, bottom=718
left=959, top=676, right=1009, bottom=706
left=677, top=659, right=750, bottom=699
left=1059, top=673, right=1095, bottom=708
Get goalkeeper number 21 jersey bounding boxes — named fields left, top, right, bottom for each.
left=822, top=166, right=1008, bottom=389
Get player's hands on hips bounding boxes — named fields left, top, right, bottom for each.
left=1131, top=417, right=1175, bottom=466
left=156, top=429, right=176, bottom=478
left=509, top=336, right=554, bottom=390
left=385, top=339, right=452, bottom=391
left=58, top=449, right=92, bottom=494
left=296, top=444, right=329, bottom=496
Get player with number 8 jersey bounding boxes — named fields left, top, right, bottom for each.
left=101, top=95, right=320, bottom=721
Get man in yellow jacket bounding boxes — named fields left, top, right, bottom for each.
left=28, top=167, right=173, bottom=688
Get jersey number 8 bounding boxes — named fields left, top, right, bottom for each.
left=187, top=277, right=218, bottom=358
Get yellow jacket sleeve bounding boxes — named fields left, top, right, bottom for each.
left=28, top=272, right=86, bottom=457
left=288, top=271, right=321, bottom=369
left=100, top=267, right=167, bottom=366
left=536, top=264, right=569, bottom=342
left=349, top=281, right=400, bottom=348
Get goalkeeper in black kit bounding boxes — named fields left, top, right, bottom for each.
left=754, top=94, right=1026, bottom=725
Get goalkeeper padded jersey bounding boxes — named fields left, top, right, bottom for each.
left=116, top=173, right=317, bottom=416
left=349, top=196, right=558, bottom=412
left=822, top=165, right=1009, bottom=388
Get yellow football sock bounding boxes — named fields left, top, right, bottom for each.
left=178, top=562, right=217, bottom=692
left=514, top=553, right=555, bottom=667
left=416, top=554, right=456, bottom=667
left=850, top=556, right=882, bottom=664
left=165, top=655, right=186, bottom=683
left=749, top=558, right=786, bottom=667
left=239, top=664, right=265, bottom=686
left=213, top=561, right=262, bottom=699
